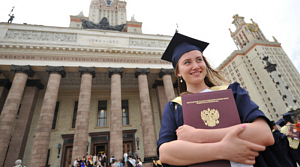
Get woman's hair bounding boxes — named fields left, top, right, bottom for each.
left=175, top=54, right=229, bottom=95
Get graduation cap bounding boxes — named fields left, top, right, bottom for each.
left=161, top=32, right=209, bottom=69
left=276, top=118, right=286, bottom=127
left=282, top=113, right=292, bottom=122
left=270, top=121, right=276, bottom=127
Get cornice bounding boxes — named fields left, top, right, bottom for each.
left=217, top=41, right=282, bottom=70
left=0, top=44, right=164, bottom=55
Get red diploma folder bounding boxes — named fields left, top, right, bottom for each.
left=181, top=89, right=241, bottom=167
left=288, top=125, right=300, bottom=139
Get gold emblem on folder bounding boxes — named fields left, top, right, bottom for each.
left=201, top=108, right=220, bottom=127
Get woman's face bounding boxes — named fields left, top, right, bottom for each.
left=176, top=50, right=207, bottom=86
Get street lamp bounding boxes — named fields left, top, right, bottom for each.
left=136, top=137, right=139, bottom=150
left=87, top=141, right=89, bottom=155
left=57, top=143, right=61, bottom=158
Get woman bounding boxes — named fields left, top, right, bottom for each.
left=137, top=158, right=142, bottom=167
left=81, top=156, right=86, bottom=167
left=102, top=153, right=107, bottom=167
left=88, top=155, right=94, bottom=167
left=157, top=33, right=274, bottom=166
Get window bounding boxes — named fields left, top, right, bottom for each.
left=97, top=101, right=107, bottom=127
left=122, top=100, right=129, bottom=125
left=46, top=149, right=50, bottom=166
left=72, top=101, right=78, bottom=128
left=52, top=102, right=60, bottom=129
left=17, top=104, right=21, bottom=116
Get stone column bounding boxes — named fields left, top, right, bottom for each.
left=135, top=68, right=157, bottom=167
left=0, top=79, right=11, bottom=115
left=72, top=67, right=95, bottom=162
left=152, top=80, right=167, bottom=118
left=5, top=80, right=44, bottom=167
left=159, top=69, right=175, bottom=101
left=0, top=65, right=34, bottom=167
left=29, top=66, right=66, bottom=167
left=109, top=67, right=123, bottom=160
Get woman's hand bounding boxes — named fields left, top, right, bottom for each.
left=176, top=125, right=198, bottom=142
left=219, top=125, right=266, bottom=165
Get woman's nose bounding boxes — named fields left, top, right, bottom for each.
left=191, top=62, right=200, bottom=69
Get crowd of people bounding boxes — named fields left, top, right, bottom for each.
left=73, top=153, right=107, bottom=167
left=71, top=150, right=142, bottom=167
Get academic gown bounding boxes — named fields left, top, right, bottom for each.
left=157, top=82, right=273, bottom=167
left=254, top=130, right=297, bottom=167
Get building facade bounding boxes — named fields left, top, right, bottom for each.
left=0, top=21, right=178, bottom=167
left=89, top=0, right=127, bottom=26
left=218, top=14, right=300, bottom=121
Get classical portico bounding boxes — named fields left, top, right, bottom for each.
left=0, top=23, right=177, bottom=167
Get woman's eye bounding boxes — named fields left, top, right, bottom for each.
left=197, top=58, right=202, bottom=62
left=184, top=61, right=190, bottom=65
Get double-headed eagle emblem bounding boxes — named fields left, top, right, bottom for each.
left=201, top=108, right=220, bottom=127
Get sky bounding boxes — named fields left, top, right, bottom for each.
left=0, top=0, right=299, bottom=72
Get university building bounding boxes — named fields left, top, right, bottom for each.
left=218, top=14, right=300, bottom=121
left=0, top=1, right=177, bottom=167
left=0, top=1, right=300, bottom=166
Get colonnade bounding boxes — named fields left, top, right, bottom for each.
left=0, top=65, right=175, bottom=167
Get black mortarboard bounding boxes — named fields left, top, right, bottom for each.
left=276, top=118, right=286, bottom=127
left=161, top=33, right=209, bottom=69
left=270, top=121, right=276, bottom=127
left=282, top=113, right=292, bottom=122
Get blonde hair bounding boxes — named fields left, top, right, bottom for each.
left=175, top=55, right=229, bottom=95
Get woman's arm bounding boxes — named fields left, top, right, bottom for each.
left=159, top=125, right=265, bottom=165
left=177, top=117, right=274, bottom=146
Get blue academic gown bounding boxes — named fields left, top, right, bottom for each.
left=254, top=130, right=297, bottom=167
left=157, top=83, right=274, bottom=167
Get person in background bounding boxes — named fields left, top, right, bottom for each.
left=102, top=153, right=107, bottom=167
left=119, top=160, right=123, bottom=167
left=281, top=113, right=300, bottom=165
left=133, top=150, right=139, bottom=160
left=110, top=154, right=115, bottom=167
left=74, top=158, right=79, bottom=167
left=137, top=158, right=142, bottom=167
left=93, top=153, right=98, bottom=166
left=113, top=159, right=120, bottom=167
left=96, top=162, right=103, bottom=167
left=255, top=120, right=297, bottom=166
left=88, top=155, right=94, bottom=167
left=123, top=152, right=128, bottom=166
left=14, top=159, right=24, bottom=167
left=127, top=155, right=136, bottom=167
